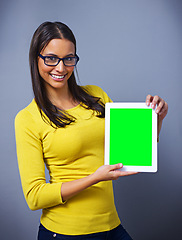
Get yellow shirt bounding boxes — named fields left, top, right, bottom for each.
left=15, top=85, right=120, bottom=235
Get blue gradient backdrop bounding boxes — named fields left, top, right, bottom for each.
left=0, top=0, right=181, bottom=239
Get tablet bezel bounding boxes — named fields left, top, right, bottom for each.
left=104, top=102, right=157, bottom=172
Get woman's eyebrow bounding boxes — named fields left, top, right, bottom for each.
left=44, top=53, right=58, bottom=56
left=44, top=53, right=75, bottom=57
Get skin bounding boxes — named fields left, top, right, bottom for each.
left=146, top=95, right=168, bottom=136
left=38, top=38, right=78, bottom=110
left=38, top=38, right=168, bottom=202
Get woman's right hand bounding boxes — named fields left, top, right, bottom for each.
left=91, top=163, right=138, bottom=184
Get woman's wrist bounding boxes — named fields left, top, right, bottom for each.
left=89, top=172, right=100, bottom=185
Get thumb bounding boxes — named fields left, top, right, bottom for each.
left=110, top=163, right=123, bottom=171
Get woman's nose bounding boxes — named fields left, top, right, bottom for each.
left=55, top=60, right=66, bottom=72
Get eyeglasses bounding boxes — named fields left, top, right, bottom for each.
left=39, top=54, right=79, bottom=67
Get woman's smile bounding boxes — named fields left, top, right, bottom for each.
left=50, top=73, right=68, bottom=81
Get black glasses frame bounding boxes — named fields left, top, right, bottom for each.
left=39, top=54, right=79, bottom=67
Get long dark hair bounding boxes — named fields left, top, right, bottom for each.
left=29, top=21, right=105, bottom=128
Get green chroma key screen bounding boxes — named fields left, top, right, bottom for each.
left=109, top=108, right=152, bottom=166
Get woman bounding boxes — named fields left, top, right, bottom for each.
left=15, top=21, right=168, bottom=240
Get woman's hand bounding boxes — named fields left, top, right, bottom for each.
left=91, top=163, right=138, bottom=184
left=146, top=95, right=168, bottom=136
left=61, top=163, right=137, bottom=202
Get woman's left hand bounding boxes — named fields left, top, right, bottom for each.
left=146, top=95, right=168, bottom=136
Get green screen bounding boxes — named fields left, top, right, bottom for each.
left=110, top=108, right=152, bottom=166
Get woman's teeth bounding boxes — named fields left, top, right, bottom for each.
left=51, top=74, right=65, bottom=79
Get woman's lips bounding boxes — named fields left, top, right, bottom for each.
left=50, top=73, right=67, bottom=81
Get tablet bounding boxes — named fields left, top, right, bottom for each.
left=105, top=102, right=157, bottom=172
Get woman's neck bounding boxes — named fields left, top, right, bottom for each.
left=46, top=84, right=79, bottom=110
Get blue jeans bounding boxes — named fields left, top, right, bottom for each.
left=37, top=223, right=133, bottom=240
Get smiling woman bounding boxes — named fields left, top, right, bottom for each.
left=28, top=22, right=105, bottom=128
left=14, top=21, right=168, bottom=240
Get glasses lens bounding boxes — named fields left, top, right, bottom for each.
left=45, top=56, right=59, bottom=66
left=64, top=57, right=77, bottom=66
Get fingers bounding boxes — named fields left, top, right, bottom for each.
left=155, top=99, right=165, bottom=113
left=146, top=94, right=168, bottom=118
left=146, top=94, right=153, bottom=106
left=108, top=163, right=138, bottom=179
left=110, top=170, right=138, bottom=179
left=146, top=95, right=161, bottom=109
left=109, top=163, right=123, bottom=170
left=153, top=97, right=165, bottom=114
left=107, top=164, right=123, bottom=180
left=119, top=171, right=138, bottom=176
left=158, top=101, right=168, bottom=117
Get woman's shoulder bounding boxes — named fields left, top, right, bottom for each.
left=82, top=85, right=112, bottom=103
left=15, top=99, right=53, bottom=139
left=82, top=84, right=102, bottom=91
left=82, top=85, right=105, bottom=96
left=15, top=99, right=41, bottom=125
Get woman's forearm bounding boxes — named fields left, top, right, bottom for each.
left=61, top=174, right=97, bottom=202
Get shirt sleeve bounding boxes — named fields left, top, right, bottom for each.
left=15, top=110, right=65, bottom=211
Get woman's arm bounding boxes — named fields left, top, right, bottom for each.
left=61, top=163, right=137, bottom=202
left=15, top=110, right=65, bottom=210
left=145, top=95, right=168, bottom=136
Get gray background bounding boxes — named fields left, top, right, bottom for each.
left=0, top=0, right=182, bottom=239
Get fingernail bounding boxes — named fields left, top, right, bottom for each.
left=119, top=163, right=123, bottom=168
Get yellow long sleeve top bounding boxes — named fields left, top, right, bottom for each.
left=15, top=85, right=120, bottom=235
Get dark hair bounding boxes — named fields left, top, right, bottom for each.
left=29, top=21, right=105, bottom=128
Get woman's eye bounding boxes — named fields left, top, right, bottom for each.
left=47, top=56, right=57, bottom=61
left=66, top=57, right=73, bottom=61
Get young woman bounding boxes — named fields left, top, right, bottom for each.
left=15, top=21, right=168, bottom=240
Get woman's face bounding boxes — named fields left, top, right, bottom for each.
left=38, top=38, right=75, bottom=93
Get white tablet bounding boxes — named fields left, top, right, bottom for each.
left=105, top=102, right=157, bottom=172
